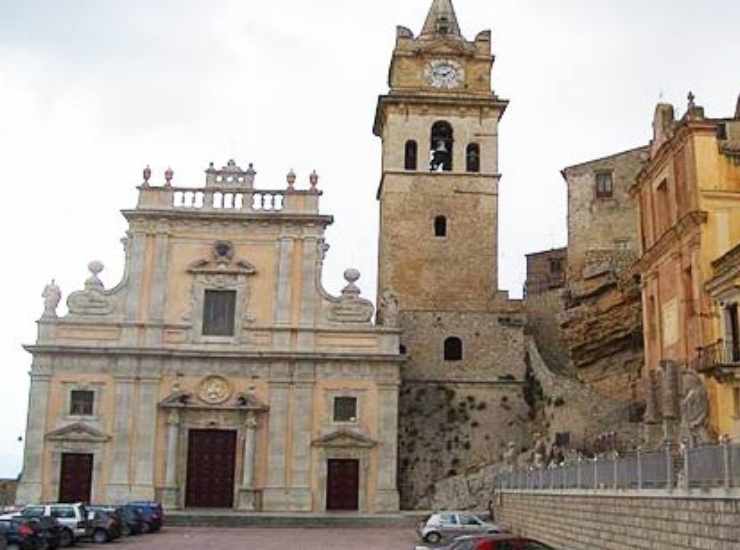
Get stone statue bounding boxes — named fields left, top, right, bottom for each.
left=379, top=289, right=400, bottom=327
left=503, top=441, right=518, bottom=473
left=532, top=434, right=547, bottom=469
left=680, top=369, right=711, bottom=446
left=41, top=279, right=62, bottom=319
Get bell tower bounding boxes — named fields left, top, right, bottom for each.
left=374, top=1, right=527, bottom=510
left=374, top=0, right=508, bottom=312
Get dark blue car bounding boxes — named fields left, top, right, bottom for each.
left=0, top=517, right=42, bottom=550
left=125, top=502, right=163, bottom=533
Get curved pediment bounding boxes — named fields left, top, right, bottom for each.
left=311, top=430, right=377, bottom=449
left=46, top=422, right=111, bottom=443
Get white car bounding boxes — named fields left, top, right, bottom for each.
left=17, top=503, right=90, bottom=547
left=417, top=512, right=503, bottom=545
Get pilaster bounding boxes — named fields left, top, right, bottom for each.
left=132, top=377, right=160, bottom=498
left=375, top=382, right=401, bottom=512
left=107, top=376, right=135, bottom=502
left=15, top=370, right=51, bottom=505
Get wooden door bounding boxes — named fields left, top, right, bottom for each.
left=326, top=459, right=360, bottom=511
left=59, top=453, right=93, bottom=503
left=185, top=430, right=237, bottom=508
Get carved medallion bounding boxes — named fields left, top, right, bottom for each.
left=198, top=376, right=232, bottom=405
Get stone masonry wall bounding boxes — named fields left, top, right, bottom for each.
left=498, top=492, right=740, bottom=549
left=525, top=289, right=570, bottom=375
left=397, top=311, right=529, bottom=509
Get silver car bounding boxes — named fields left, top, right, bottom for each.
left=417, top=512, right=502, bottom=545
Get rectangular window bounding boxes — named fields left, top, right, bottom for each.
left=595, top=172, right=614, bottom=198
left=333, top=397, right=358, bottom=423
left=202, top=290, right=237, bottom=336
left=549, top=258, right=563, bottom=274
left=734, top=387, right=740, bottom=418
left=656, top=179, right=671, bottom=234
left=70, top=390, right=94, bottom=416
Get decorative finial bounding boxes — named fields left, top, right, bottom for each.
left=142, top=165, right=152, bottom=186
left=286, top=169, right=296, bottom=190
left=688, top=91, right=696, bottom=109
left=309, top=170, right=319, bottom=190
left=41, top=279, right=62, bottom=319
left=85, top=261, right=105, bottom=291
left=164, top=167, right=174, bottom=186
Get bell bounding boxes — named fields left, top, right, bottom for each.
left=434, top=140, right=448, bottom=154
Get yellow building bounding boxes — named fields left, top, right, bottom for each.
left=632, top=93, right=740, bottom=439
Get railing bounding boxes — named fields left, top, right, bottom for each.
left=172, top=188, right=286, bottom=211
left=693, top=341, right=740, bottom=372
left=496, top=441, right=740, bottom=493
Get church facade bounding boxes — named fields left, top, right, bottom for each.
left=17, top=162, right=401, bottom=513
left=17, top=0, right=528, bottom=512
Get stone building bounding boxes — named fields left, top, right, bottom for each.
left=524, top=248, right=567, bottom=298
left=558, top=148, right=648, bottom=398
left=18, top=162, right=402, bottom=513
left=373, top=0, right=529, bottom=507
left=631, top=94, right=740, bottom=439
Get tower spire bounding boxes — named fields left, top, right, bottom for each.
left=420, top=0, right=462, bottom=39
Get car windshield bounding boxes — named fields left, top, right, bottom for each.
left=22, top=507, right=44, bottom=517
left=439, top=513, right=459, bottom=525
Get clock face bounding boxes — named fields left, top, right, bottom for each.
left=426, top=59, right=463, bottom=89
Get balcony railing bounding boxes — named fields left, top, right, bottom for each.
left=693, top=341, right=740, bottom=375
left=496, top=441, right=740, bottom=494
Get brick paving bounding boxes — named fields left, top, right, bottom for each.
left=91, top=527, right=418, bottom=549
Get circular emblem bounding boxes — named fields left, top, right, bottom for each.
left=198, top=376, right=232, bottom=404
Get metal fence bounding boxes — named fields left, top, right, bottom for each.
left=496, top=441, right=740, bottom=493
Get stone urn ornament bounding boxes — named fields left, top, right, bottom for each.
left=286, top=169, right=296, bottom=190
left=164, top=166, right=174, bottom=187
left=309, top=170, right=319, bottom=190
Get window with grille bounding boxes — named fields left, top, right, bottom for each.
left=203, top=290, right=237, bottom=336
left=333, top=397, right=358, bottom=423
left=595, top=172, right=614, bottom=198
left=70, top=390, right=94, bottom=416
left=466, top=143, right=480, bottom=173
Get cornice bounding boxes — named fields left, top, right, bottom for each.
left=23, top=344, right=406, bottom=364
left=121, top=209, right=334, bottom=227
left=634, top=211, right=708, bottom=273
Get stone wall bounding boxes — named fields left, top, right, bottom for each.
left=498, top=492, right=740, bottom=549
left=397, top=310, right=529, bottom=509
left=398, top=381, right=528, bottom=509
left=525, top=289, right=570, bottom=375
left=0, top=480, right=17, bottom=506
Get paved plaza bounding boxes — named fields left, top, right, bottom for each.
left=100, top=527, right=418, bottom=549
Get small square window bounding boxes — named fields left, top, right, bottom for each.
left=595, top=172, right=614, bottom=198
left=70, top=390, right=94, bottom=416
left=202, top=290, right=237, bottom=336
left=333, top=397, right=358, bottom=423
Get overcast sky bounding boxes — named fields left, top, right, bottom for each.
left=0, top=0, right=738, bottom=477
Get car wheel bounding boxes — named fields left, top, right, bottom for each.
left=7, top=544, right=21, bottom=550
left=141, top=522, right=151, bottom=534
left=424, top=532, right=442, bottom=544
left=121, top=524, right=131, bottom=537
left=93, top=529, right=109, bottom=544
left=59, top=529, right=74, bottom=548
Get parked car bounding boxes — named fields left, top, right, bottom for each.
left=18, top=504, right=89, bottom=547
left=87, top=506, right=143, bottom=537
left=415, top=534, right=557, bottom=550
left=24, top=517, right=62, bottom=550
left=84, top=510, right=120, bottom=544
left=417, top=512, right=502, bottom=544
left=125, top=502, right=163, bottom=533
left=0, top=517, right=42, bottom=550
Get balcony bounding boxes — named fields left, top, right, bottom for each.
left=693, top=341, right=740, bottom=381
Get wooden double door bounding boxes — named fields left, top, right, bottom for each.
left=186, top=429, right=237, bottom=508
left=326, top=459, right=360, bottom=511
left=59, top=453, right=93, bottom=504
